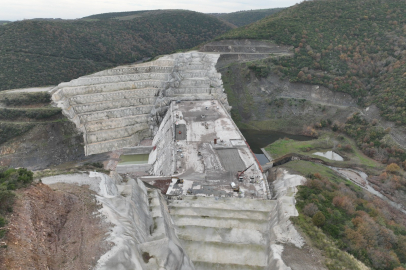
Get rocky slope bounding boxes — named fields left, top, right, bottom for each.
left=0, top=90, right=86, bottom=170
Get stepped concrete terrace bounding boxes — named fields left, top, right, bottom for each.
left=51, top=52, right=229, bottom=156
left=199, top=39, right=293, bottom=68
left=167, top=196, right=276, bottom=270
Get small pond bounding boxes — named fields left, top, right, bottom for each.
left=240, top=129, right=313, bottom=165
left=118, top=154, right=149, bottom=165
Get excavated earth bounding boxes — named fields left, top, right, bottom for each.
left=0, top=183, right=111, bottom=270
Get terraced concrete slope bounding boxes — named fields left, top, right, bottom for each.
left=199, top=39, right=293, bottom=68
left=168, top=196, right=276, bottom=270
left=52, top=52, right=229, bottom=156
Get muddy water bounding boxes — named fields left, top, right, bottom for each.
left=240, top=129, right=312, bottom=165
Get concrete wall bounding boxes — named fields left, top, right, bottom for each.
left=116, top=164, right=152, bottom=174
left=122, top=146, right=153, bottom=155
left=149, top=102, right=176, bottom=176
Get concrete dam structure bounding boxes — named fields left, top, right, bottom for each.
left=52, top=52, right=229, bottom=156
left=49, top=51, right=307, bottom=270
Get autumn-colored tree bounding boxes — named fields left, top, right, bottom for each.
left=312, top=211, right=325, bottom=227
left=386, top=163, right=400, bottom=173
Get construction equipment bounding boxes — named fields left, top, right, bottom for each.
left=176, top=179, right=184, bottom=184
left=236, top=163, right=254, bottom=182
left=230, top=182, right=239, bottom=192
left=237, top=164, right=254, bottom=177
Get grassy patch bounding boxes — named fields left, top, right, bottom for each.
left=266, top=132, right=381, bottom=171
left=0, top=107, right=62, bottom=120
left=0, top=91, right=51, bottom=106
left=283, top=160, right=341, bottom=182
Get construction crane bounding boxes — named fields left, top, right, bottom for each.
left=237, top=163, right=254, bottom=182
left=238, top=163, right=254, bottom=177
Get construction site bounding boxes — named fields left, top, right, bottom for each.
left=33, top=49, right=308, bottom=269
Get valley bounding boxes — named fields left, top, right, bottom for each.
left=1, top=2, right=406, bottom=270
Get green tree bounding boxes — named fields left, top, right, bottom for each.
left=312, top=211, right=326, bottom=227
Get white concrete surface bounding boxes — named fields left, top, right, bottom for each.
left=267, top=169, right=307, bottom=270
left=168, top=196, right=275, bottom=269
left=2, top=86, right=55, bottom=93
left=313, top=151, right=344, bottom=161
left=161, top=100, right=267, bottom=199
left=41, top=173, right=101, bottom=193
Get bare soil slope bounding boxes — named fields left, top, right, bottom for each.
left=0, top=182, right=111, bottom=270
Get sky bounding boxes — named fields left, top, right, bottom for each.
left=1, top=0, right=299, bottom=21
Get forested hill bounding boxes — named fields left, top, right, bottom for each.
left=219, top=0, right=406, bottom=125
left=0, top=21, right=10, bottom=25
left=210, top=8, right=284, bottom=27
left=0, top=10, right=231, bottom=91
left=82, top=10, right=160, bottom=20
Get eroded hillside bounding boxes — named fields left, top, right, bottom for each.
left=0, top=182, right=111, bottom=269
left=0, top=90, right=86, bottom=170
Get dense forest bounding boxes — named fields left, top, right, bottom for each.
left=219, top=0, right=406, bottom=126
left=0, top=10, right=231, bottom=90
left=82, top=10, right=154, bottom=20
left=210, top=8, right=284, bottom=27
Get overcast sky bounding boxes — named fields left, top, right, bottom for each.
left=1, top=0, right=299, bottom=21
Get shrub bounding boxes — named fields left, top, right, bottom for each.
left=0, top=189, right=15, bottom=215
left=303, top=203, right=319, bottom=217
left=0, top=92, right=51, bottom=106
left=0, top=167, right=33, bottom=240
left=386, top=163, right=400, bottom=174
left=312, top=211, right=326, bottom=227
left=0, top=215, right=6, bottom=227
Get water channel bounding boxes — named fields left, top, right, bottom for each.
left=240, top=129, right=312, bottom=165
